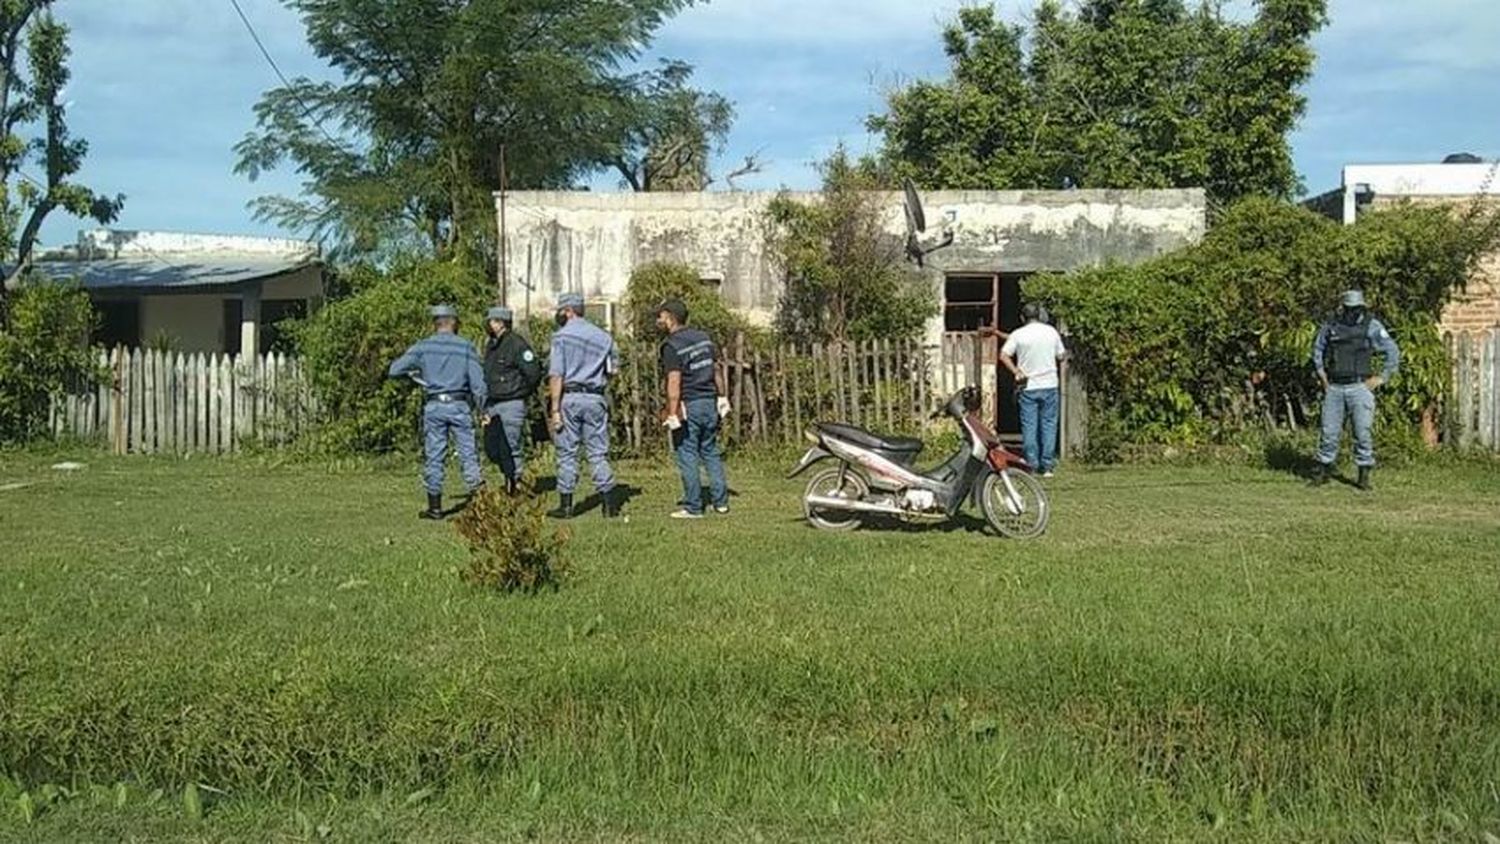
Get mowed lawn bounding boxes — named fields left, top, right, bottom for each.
left=1, top=450, right=1499, bottom=842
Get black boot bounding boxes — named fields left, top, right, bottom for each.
left=420, top=493, right=443, bottom=520
left=548, top=494, right=574, bottom=520
left=601, top=487, right=621, bottom=519
left=505, top=477, right=519, bottom=496
left=1357, top=466, right=1372, bottom=491
left=1310, top=462, right=1331, bottom=487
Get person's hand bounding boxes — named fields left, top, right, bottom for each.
left=549, top=410, right=563, bottom=433
left=663, top=414, right=682, bottom=431
left=1318, top=372, right=1330, bottom=391
left=717, top=396, right=731, bottom=418
left=481, top=413, right=491, bottom=428
left=1364, top=375, right=1385, bottom=391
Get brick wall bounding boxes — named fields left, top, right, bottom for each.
left=1368, top=195, right=1500, bottom=335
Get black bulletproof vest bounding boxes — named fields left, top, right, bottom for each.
left=1324, top=314, right=1373, bottom=383
left=663, top=328, right=717, bottom=399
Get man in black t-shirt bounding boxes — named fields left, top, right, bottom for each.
left=656, top=299, right=731, bottom=519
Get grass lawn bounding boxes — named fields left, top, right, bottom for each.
left=1, top=450, right=1499, bottom=842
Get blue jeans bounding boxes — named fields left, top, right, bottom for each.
left=673, top=398, right=729, bottom=513
left=556, top=394, right=614, bottom=496
left=484, top=399, right=527, bottom=481
left=1018, top=388, right=1060, bottom=473
left=423, top=400, right=483, bottom=495
left=1318, top=382, right=1376, bottom=467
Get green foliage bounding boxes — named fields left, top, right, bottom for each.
left=868, top=0, right=1327, bottom=204
left=234, top=0, right=719, bottom=262
left=452, top=472, right=571, bottom=593
left=620, top=261, right=753, bottom=346
left=291, top=257, right=491, bottom=454
left=765, top=147, right=937, bottom=345
left=1030, top=198, right=1500, bottom=448
left=0, top=4, right=123, bottom=307
left=0, top=280, right=97, bottom=444
left=607, top=60, right=732, bottom=191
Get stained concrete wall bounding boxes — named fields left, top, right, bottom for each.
left=498, top=189, right=1208, bottom=329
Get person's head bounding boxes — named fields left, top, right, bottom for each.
left=1338, top=289, right=1367, bottom=325
left=655, top=298, right=688, bottom=334
left=1022, top=302, right=1043, bottom=324
left=429, top=304, right=458, bottom=333
left=555, top=293, right=585, bottom=327
left=486, top=306, right=513, bottom=337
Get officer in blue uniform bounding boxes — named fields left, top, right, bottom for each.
left=546, top=293, right=620, bottom=519
left=656, top=298, right=731, bottom=519
left=1312, top=289, right=1401, bottom=490
left=388, top=304, right=488, bottom=519
left=481, top=306, right=542, bottom=494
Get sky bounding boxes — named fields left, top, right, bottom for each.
left=38, top=0, right=1500, bottom=247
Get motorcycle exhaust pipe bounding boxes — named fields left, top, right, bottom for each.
left=804, top=495, right=906, bottom=517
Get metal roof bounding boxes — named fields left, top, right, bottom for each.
left=26, top=254, right=321, bottom=294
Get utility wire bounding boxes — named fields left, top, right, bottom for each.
left=226, top=0, right=342, bottom=147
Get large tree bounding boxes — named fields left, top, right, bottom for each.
left=869, top=0, right=1327, bottom=203
left=1, top=1, right=124, bottom=316
left=236, top=0, right=725, bottom=262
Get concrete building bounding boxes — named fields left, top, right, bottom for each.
left=1306, top=160, right=1500, bottom=333
left=33, top=230, right=325, bottom=355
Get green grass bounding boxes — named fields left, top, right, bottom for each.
left=1, top=451, right=1499, bottom=842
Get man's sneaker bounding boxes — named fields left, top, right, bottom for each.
left=1041, top=470, right=1056, bottom=479
left=670, top=509, right=704, bottom=520
left=713, top=506, right=730, bottom=515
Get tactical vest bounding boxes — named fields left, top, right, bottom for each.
left=1324, top=314, right=1373, bottom=384
left=662, top=328, right=718, bottom=400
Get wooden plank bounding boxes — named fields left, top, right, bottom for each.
left=1457, top=333, right=1475, bottom=448
left=732, top=333, right=746, bottom=443
left=1484, top=331, right=1499, bottom=449
left=225, top=354, right=238, bottom=454
left=846, top=342, right=861, bottom=427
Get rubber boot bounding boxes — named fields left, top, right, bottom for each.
left=1310, top=462, right=1331, bottom=487
left=419, top=493, right=443, bottom=520
left=601, top=487, right=621, bottom=519
left=548, top=494, right=574, bottom=520
left=1357, top=466, right=1372, bottom=491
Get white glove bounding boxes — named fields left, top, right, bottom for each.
left=717, top=397, right=731, bottom=418
left=664, top=415, right=683, bottom=431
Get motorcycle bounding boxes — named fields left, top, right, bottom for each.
left=787, top=386, right=1050, bottom=538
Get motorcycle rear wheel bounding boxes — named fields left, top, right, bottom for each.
left=980, top=469, right=1050, bottom=539
left=803, top=467, right=869, bottom=531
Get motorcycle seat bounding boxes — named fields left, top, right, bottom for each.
left=816, top=422, right=924, bottom=455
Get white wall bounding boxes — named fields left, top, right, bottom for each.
left=1343, top=163, right=1499, bottom=198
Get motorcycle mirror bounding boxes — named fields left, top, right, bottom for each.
left=903, top=177, right=927, bottom=234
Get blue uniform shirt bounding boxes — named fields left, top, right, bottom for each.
left=549, top=317, right=618, bottom=389
left=389, top=332, right=488, bottom=405
left=1312, top=317, right=1401, bottom=380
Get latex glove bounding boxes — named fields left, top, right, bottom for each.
left=664, top=415, right=683, bottom=431
left=717, top=397, right=732, bottom=418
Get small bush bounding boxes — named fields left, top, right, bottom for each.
left=452, top=473, right=570, bottom=593
left=0, top=281, right=99, bottom=445
left=621, top=261, right=756, bottom=348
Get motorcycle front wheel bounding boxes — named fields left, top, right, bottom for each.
left=803, top=467, right=869, bottom=531
left=980, top=469, right=1050, bottom=539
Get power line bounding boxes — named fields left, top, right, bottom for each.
left=226, top=0, right=343, bottom=147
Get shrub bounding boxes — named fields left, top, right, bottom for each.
left=620, top=261, right=756, bottom=348
left=291, top=256, right=491, bottom=454
left=0, top=281, right=99, bottom=445
left=452, top=472, right=570, bottom=593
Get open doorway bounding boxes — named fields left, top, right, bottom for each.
left=943, top=272, right=1029, bottom=436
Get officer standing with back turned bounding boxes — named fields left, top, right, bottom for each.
left=1311, top=289, right=1401, bottom=490
left=547, top=293, right=621, bottom=519
left=388, top=304, right=488, bottom=519
left=481, top=306, right=542, bottom=494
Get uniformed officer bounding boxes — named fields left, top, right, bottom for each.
left=1311, top=289, right=1401, bottom=490
left=546, top=293, right=620, bottom=519
left=481, top=306, right=542, bottom=495
left=656, top=299, right=731, bottom=519
left=387, top=304, right=487, bottom=519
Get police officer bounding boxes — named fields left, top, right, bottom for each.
left=656, top=299, right=732, bottom=519
left=481, top=306, right=542, bottom=494
left=1312, top=289, right=1401, bottom=490
left=547, top=293, right=620, bottom=519
left=387, top=304, right=487, bottom=519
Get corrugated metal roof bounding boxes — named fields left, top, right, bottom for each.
left=27, top=254, right=321, bottom=293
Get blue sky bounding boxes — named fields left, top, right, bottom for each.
left=40, top=0, right=1500, bottom=246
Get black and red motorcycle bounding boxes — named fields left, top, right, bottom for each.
left=788, top=386, right=1050, bottom=538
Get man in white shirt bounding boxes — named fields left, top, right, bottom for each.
left=1000, top=304, right=1068, bottom=477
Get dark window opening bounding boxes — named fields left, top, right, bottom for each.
left=93, top=300, right=140, bottom=349
left=263, top=299, right=307, bottom=354
left=944, top=274, right=998, bottom=332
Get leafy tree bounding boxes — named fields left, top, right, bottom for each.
left=607, top=60, right=731, bottom=192
left=235, top=0, right=722, bottom=263
left=869, top=0, right=1327, bottom=203
left=0, top=279, right=96, bottom=443
left=620, top=261, right=752, bottom=346
left=0, top=2, right=124, bottom=320
left=765, top=148, right=936, bottom=346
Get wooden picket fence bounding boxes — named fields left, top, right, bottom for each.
left=49, top=348, right=316, bottom=455
left=1449, top=329, right=1500, bottom=450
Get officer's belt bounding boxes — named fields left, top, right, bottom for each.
left=562, top=384, right=606, bottom=395
left=427, top=391, right=471, bottom=403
